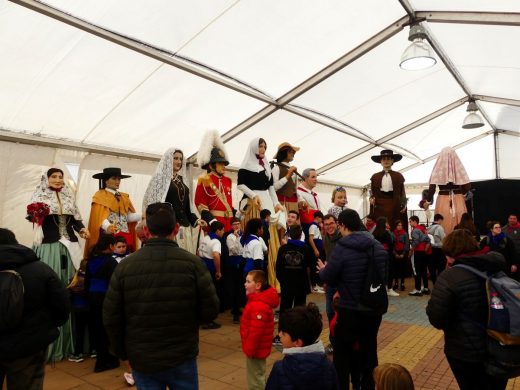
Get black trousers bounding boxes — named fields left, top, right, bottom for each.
left=89, top=303, right=116, bottom=366
left=72, top=309, right=94, bottom=355
left=225, top=259, right=245, bottom=315
left=447, top=356, right=507, bottom=390
left=333, top=309, right=382, bottom=390
left=279, top=290, right=306, bottom=315
left=0, top=349, right=46, bottom=390
left=429, top=247, right=447, bottom=284
left=386, top=252, right=395, bottom=289
left=393, top=251, right=407, bottom=284
left=412, top=251, right=429, bottom=291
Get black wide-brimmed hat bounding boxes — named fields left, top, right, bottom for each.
left=371, top=149, right=403, bottom=163
left=92, top=167, right=131, bottom=180
left=201, top=147, right=229, bottom=170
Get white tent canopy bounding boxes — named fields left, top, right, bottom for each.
left=1, top=0, right=519, bottom=243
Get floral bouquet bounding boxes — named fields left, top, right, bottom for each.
left=26, top=202, right=50, bottom=245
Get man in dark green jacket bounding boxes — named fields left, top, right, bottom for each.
left=103, top=202, right=219, bottom=389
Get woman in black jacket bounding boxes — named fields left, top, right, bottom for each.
left=426, top=229, right=508, bottom=390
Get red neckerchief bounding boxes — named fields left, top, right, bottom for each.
left=297, top=186, right=318, bottom=209
left=49, top=187, right=62, bottom=192
left=256, top=155, right=265, bottom=167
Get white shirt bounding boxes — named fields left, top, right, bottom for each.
left=297, top=185, right=321, bottom=210
left=272, top=164, right=293, bottom=191
left=199, top=235, right=221, bottom=258
left=242, top=235, right=264, bottom=260
left=308, top=224, right=322, bottom=240
left=381, top=171, right=393, bottom=192
left=226, top=233, right=243, bottom=256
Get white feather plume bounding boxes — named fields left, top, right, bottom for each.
left=197, top=129, right=228, bottom=167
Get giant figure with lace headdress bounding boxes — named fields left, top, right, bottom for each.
left=143, top=147, right=205, bottom=253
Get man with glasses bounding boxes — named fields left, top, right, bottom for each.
left=103, top=202, right=219, bottom=390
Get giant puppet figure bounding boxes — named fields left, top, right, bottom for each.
left=237, top=137, right=285, bottom=289
left=271, top=142, right=300, bottom=213
left=194, top=131, right=233, bottom=231
left=370, top=149, right=407, bottom=230
left=84, top=167, right=140, bottom=256
left=143, top=147, right=204, bottom=253
left=422, top=147, right=470, bottom=235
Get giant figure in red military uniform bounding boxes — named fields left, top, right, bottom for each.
left=194, top=131, right=234, bottom=231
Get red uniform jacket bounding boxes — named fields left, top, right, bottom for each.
left=240, top=287, right=279, bottom=359
left=194, top=172, right=233, bottom=231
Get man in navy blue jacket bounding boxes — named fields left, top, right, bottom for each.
left=318, top=209, right=388, bottom=390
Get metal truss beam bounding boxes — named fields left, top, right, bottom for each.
left=416, top=11, right=520, bottom=27
left=317, top=98, right=467, bottom=174
left=8, top=0, right=276, bottom=106
left=398, top=130, right=493, bottom=174
left=0, top=128, right=161, bottom=161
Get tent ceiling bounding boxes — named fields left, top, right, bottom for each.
left=2, top=0, right=519, bottom=187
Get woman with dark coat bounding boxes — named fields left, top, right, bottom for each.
left=426, top=229, right=508, bottom=390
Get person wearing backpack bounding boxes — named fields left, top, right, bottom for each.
left=426, top=229, right=508, bottom=390
left=0, top=228, right=70, bottom=390
left=317, top=209, right=388, bottom=390
left=427, top=214, right=446, bottom=284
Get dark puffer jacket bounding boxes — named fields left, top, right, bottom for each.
left=103, top=238, right=219, bottom=374
left=319, top=231, right=388, bottom=312
left=0, top=244, right=70, bottom=360
left=426, top=251, right=506, bottom=362
left=266, top=343, right=339, bottom=390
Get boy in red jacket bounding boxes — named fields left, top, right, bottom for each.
left=241, top=270, right=280, bottom=390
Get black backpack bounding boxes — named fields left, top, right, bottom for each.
left=358, top=246, right=388, bottom=315
left=0, top=268, right=25, bottom=331
left=455, top=264, right=520, bottom=379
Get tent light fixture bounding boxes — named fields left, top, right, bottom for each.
left=462, top=100, right=485, bottom=129
left=399, top=24, right=437, bottom=71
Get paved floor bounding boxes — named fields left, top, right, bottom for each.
left=36, top=279, right=520, bottom=390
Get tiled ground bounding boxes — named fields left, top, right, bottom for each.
left=35, top=280, right=520, bottom=390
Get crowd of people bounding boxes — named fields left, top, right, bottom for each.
left=1, top=136, right=520, bottom=390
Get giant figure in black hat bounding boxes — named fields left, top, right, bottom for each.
left=194, top=131, right=234, bottom=231
left=369, top=149, right=408, bottom=230
left=84, top=167, right=141, bottom=256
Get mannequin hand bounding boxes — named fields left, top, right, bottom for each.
left=286, top=166, right=297, bottom=178
left=369, top=197, right=375, bottom=206
left=215, top=271, right=222, bottom=281
left=314, top=250, right=320, bottom=258
left=275, top=204, right=284, bottom=213
left=79, top=228, right=90, bottom=239
left=197, top=219, right=207, bottom=227
left=107, top=224, right=117, bottom=234
left=299, top=201, right=308, bottom=211
left=253, top=196, right=262, bottom=208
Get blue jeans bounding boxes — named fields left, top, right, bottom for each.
left=325, top=285, right=337, bottom=346
left=133, top=358, right=198, bottom=390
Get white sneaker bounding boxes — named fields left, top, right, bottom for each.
left=387, top=288, right=399, bottom=297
